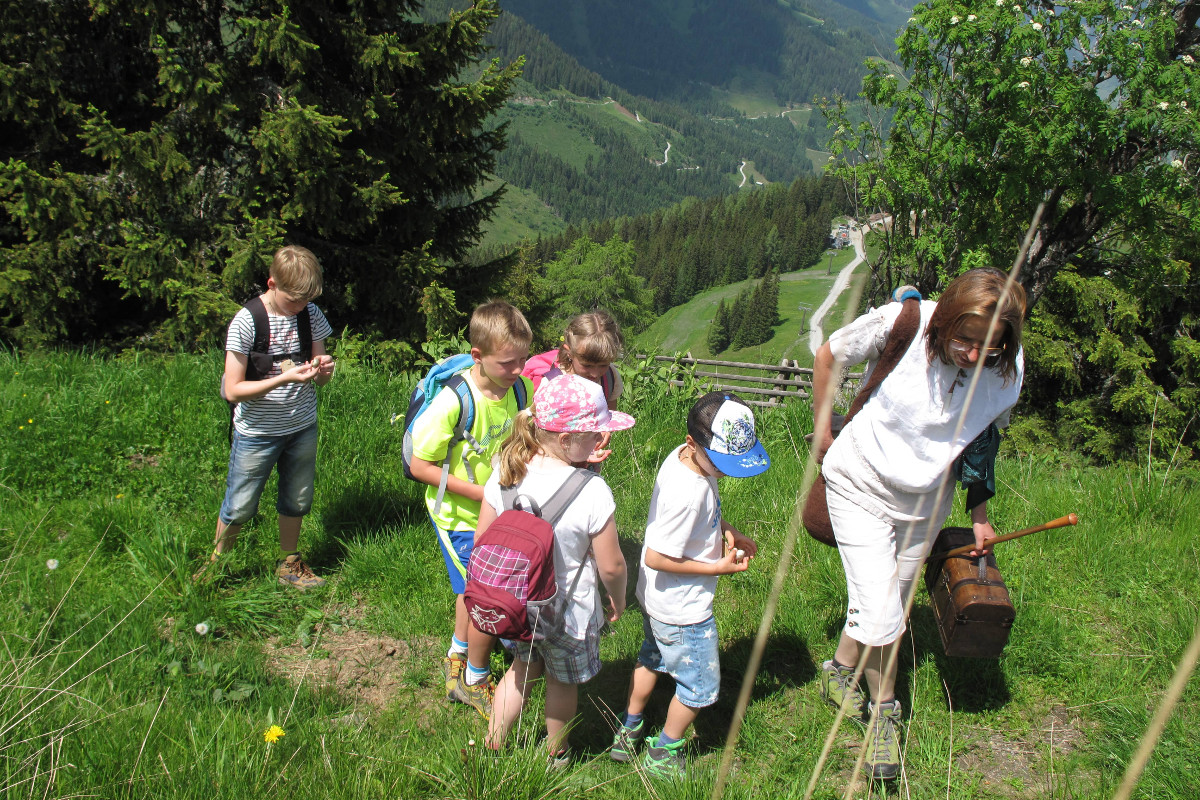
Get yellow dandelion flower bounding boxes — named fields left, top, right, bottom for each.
left=105, top=400, right=111, bottom=404
left=27, top=419, right=33, bottom=424
left=19, top=426, right=24, bottom=431
left=264, top=725, right=285, bottom=743
left=116, top=493, right=124, bottom=499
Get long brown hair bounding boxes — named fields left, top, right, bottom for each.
left=926, top=268, right=1026, bottom=385
left=495, top=409, right=592, bottom=486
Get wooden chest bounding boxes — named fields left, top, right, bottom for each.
left=923, top=527, right=1015, bottom=658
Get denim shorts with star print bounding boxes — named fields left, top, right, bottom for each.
left=637, top=613, right=720, bottom=709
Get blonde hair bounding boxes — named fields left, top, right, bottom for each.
left=270, top=245, right=323, bottom=300
left=926, top=268, right=1026, bottom=385
left=496, top=408, right=592, bottom=486
left=470, top=300, right=533, bottom=354
left=558, top=310, right=623, bottom=369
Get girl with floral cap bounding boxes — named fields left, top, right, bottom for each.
left=464, top=374, right=634, bottom=763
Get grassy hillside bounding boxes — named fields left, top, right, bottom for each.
left=2, top=348, right=1197, bottom=799
left=635, top=247, right=866, bottom=366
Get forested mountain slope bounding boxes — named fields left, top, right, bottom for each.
left=423, top=0, right=895, bottom=238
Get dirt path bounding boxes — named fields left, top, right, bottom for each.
left=808, top=225, right=865, bottom=354
left=738, top=160, right=748, bottom=187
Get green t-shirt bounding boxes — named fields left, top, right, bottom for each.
left=409, top=369, right=533, bottom=531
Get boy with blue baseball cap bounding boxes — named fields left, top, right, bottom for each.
left=610, top=391, right=770, bottom=778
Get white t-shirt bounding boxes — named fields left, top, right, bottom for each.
left=636, top=445, right=723, bottom=625
left=826, top=300, right=1023, bottom=494
left=226, top=302, right=332, bottom=437
left=482, top=461, right=616, bottom=639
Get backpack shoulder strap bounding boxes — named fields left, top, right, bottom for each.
left=512, top=377, right=530, bottom=411
left=297, top=304, right=312, bottom=362
left=431, top=372, right=477, bottom=515
left=844, top=297, right=921, bottom=424
left=246, top=295, right=270, bottom=354
left=540, top=469, right=596, bottom=528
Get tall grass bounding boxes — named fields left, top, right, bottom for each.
left=0, top=348, right=1197, bottom=798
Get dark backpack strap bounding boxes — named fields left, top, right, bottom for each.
left=512, top=377, right=529, bottom=411
left=297, top=305, right=312, bottom=363
left=843, top=297, right=921, bottom=425
left=242, top=295, right=271, bottom=382
left=601, top=366, right=614, bottom=401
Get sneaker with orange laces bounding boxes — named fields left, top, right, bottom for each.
left=275, top=554, right=325, bottom=591
left=449, top=673, right=495, bottom=719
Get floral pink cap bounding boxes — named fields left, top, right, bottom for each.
left=534, top=374, right=636, bottom=433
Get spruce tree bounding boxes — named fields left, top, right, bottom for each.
left=706, top=299, right=731, bottom=354
left=0, top=0, right=520, bottom=346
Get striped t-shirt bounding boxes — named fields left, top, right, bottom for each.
left=225, top=301, right=332, bottom=437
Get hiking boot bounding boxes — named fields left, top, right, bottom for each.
left=444, top=653, right=467, bottom=699
left=610, top=718, right=645, bottom=762
left=864, top=700, right=903, bottom=781
left=449, top=674, right=495, bottom=720
left=642, top=732, right=687, bottom=779
left=275, top=555, right=325, bottom=591
left=819, top=659, right=866, bottom=721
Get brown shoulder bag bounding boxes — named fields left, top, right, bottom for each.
left=802, top=297, right=921, bottom=546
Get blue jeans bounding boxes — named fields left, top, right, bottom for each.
left=219, top=423, right=319, bottom=525
left=637, top=614, right=720, bottom=708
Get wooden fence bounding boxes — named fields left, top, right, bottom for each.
left=636, top=353, right=860, bottom=408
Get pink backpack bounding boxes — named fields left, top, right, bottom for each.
left=464, top=469, right=594, bottom=643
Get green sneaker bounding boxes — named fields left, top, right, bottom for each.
left=449, top=674, right=494, bottom=720
left=275, top=555, right=325, bottom=591
left=819, top=659, right=866, bottom=721
left=443, top=653, right=466, bottom=700
left=642, top=732, right=686, bottom=779
left=610, top=718, right=645, bottom=762
left=864, top=700, right=903, bottom=781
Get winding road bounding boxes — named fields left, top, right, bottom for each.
left=808, top=225, right=865, bottom=354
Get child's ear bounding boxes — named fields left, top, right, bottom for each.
left=470, top=347, right=484, bottom=364
left=684, top=434, right=698, bottom=449
left=266, top=276, right=278, bottom=291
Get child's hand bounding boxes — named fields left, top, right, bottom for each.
left=714, top=544, right=750, bottom=575
left=605, top=593, right=625, bottom=622
left=282, top=360, right=321, bottom=384
left=586, top=448, right=613, bottom=465
left=312, top=354, right=336, bottom=378
left=725, top=529, right=758, bottom=560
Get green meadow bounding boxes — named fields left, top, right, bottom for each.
left=635, top=247, right=867, bottom=367
left=1, top=348, right=1197, bottom=799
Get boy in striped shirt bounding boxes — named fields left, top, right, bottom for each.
left=200, top=245, right=335, bottom=589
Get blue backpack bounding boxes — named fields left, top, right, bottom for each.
left=397, top=354, right=529, bottom=514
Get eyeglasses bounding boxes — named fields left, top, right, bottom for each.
left=949, top=338, right=1005, bottom=367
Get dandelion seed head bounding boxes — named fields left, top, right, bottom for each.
left=195, top=622, right=210, bottom=635
left=46, top=559, right=59, bottom=571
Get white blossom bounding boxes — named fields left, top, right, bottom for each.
left=996, top=0, right=1005, bottom=6
left=1184, top=55, right=1195, bottom=65
left=1132, top=19, right=1143, bottom=26
left=1031, top=22, right=1043, bottom=31
left=46, top=559, right=59, bottom=571
left=951, top=15, right=960, bottom=24
left=1183, top=101, right=1190, bottom=109
left=1013, top=4, right=1021, bottom=11
left=1159, top=101, right=1170, bottom=110
left=195, top=622, right=210, bottom=636
left=1017, top=81, right=1031, bottom=89
left=908, top=16, right=917, bottom=23
left=1021, top=56, right=1034, bottom=66
left=968, top=14, right=977, bottom=22
left=1172, top=159, right=1185, bottom=169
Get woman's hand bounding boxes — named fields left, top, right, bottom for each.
left=970, top=516, right=996, bottom=557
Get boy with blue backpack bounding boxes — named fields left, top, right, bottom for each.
left=404, top=300, right=534, bottom=712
